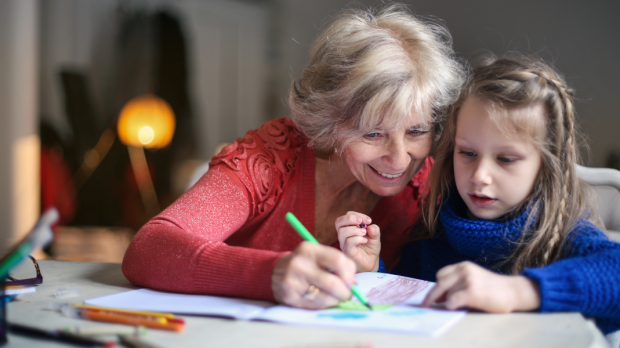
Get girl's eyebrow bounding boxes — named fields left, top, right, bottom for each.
left=454, top=137, right=471, bottom=145
left=494, top=145, right=530, bottom=154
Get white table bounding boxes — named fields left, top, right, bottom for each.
left=4, top=260, right=609, bottom=348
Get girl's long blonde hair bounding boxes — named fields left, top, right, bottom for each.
left=424, top=54, right=601, bottom=274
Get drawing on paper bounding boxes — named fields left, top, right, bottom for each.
left=386, top=309, right=425, bottom=316
left=335, top=301, right=393, bottom=311
left=366, top=276, right=430, bottom=304
left=318, top=312, right=368, bottom=320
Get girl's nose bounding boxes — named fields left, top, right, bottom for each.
left=470, top=160, right=492, bottom=186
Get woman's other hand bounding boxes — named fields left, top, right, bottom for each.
left=272, top=242, right=357, bottom=309
left=421, top=261, right=541, bottom=313
left=335, top=211, right=381, bottom=272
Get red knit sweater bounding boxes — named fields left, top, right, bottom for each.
left=122, top=118, right=431, bottom=302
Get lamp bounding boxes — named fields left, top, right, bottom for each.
left=118, top=94, right=176, bottom=149
left=117, top=94, right=176, bottom=218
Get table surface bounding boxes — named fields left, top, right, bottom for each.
left=3, top=260, right=608, bottom=348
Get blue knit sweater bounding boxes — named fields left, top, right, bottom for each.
left=391, top=194, right=620, bottom=334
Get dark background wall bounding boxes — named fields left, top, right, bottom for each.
left=277, top=0, right=620, bottom=167
left=30, top=0, right=620, bottom=229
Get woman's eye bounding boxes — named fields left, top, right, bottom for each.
left=408, top=129, right=428, bottom=136
left=364, top=132, right=381, bottom=139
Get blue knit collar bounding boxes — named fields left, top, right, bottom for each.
left=439, top=192, right=534, bottom=267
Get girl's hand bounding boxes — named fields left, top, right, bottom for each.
left=335, top=211, right=381, bottom=273
left=422, top=261, right=541, bottom=313
left=272, top=242, right=357, bottom=309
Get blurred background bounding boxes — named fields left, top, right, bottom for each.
left=1, top=0, right=619, bottom=262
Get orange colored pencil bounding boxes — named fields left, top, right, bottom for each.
left=75, top=304, right=183, bottom=322
left=62, top=305, right=184, bottom=332
left=80, top=310, right=184, bottom=332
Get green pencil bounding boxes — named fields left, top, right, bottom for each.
left=285, top=212, right=373, bottom=310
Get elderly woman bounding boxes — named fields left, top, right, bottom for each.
left=122, top=5, right=464, bottom=309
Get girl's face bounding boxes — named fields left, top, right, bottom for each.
left=453, top=97, right=543, bottom=220
left=343, top=112, right=433, bottom=197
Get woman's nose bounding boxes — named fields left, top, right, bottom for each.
left=385, top=138, right=410, bottom=169
left=470, top=160, right=492, bottom=185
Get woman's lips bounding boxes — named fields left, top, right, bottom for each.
left=469, top=194, right=497, bottom=207
left=368, top=165, right=405, bottom=181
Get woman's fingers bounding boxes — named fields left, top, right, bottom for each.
left=300, top=286, right=342, bottom=309
left=272, top=242, right=356, bottom=309
left=311, top=243, right=357, bottom=289
left=272, top=253, right=303, bottom=306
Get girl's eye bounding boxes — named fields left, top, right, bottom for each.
left=459, top=150, right=476, bottom=157
left=498, top=157, right=516, bottom=164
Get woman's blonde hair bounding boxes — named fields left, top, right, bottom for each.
left=424, top=53, right=601, bottom=274
left=289, top=4, right=465, bottom=152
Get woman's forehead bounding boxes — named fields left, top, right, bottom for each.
left=360, top=109, right=430, bottom=131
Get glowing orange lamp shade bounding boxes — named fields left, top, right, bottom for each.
left=117, top=94, right=176, bottom=149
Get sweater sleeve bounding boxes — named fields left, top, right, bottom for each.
left=122, top=118, right=302, bottom=302
left=122, top=167, right=286, bottom=302
left=522, top=224, right=620, bottom=334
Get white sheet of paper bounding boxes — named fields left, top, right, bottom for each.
left=255, top=305, right=464, bottom=337
left=86, top=289, right=273, bottom=320
left=85, top=273, right=463, bottom=336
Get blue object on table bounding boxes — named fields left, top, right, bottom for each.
left=0, top=208, right=58, bottom=345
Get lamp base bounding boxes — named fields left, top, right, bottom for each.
left=127, top=146, right=160, bottom=218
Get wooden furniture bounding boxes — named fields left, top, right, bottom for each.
left=4, top=260, right=608, bottom=348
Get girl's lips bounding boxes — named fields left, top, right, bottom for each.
left=469, top=194, right=497, bottom=207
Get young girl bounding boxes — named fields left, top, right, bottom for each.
left=336, top=55, right=620, bottom=334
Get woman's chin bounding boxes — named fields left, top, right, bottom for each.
left=367, top=181, right=408, bottom=197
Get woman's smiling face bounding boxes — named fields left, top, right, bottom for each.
left=342, top=112, right=433, bottom=197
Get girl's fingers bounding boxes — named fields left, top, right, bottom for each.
left=334, top=211, right=372, bottom=230
left=422, top=285, right=445, bottom=307
left=435, top=263, right=458, bottom=279
left=343, top=236, right=369, bottom=253
left=427, top=262, right=493, bottom=311
left=422, top=266, right=462, bottom=307
left=444, top=288, right=471, bottom=310
left=365, top=224, right=381, bottom=241
left=337, top=226, right=367, bottom=247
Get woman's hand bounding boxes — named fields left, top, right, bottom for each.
left=335, top=211, right=381, bottom=273
left=272, top=242, right=357, bottom=309
left=422, top=261, right=541, bottom=313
